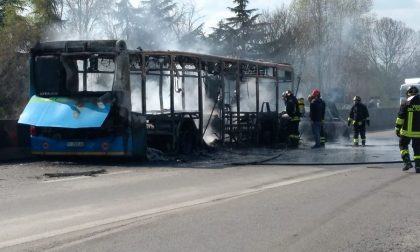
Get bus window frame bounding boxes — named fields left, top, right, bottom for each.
left=32, top=52, right=117, bottom=97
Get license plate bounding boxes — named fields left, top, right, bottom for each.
left=66, top=141, right=85, bottom=148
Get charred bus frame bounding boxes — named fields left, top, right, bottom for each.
left=128, top=50, right=294, bottom=152
left=18, top=40, right=294, bottom=157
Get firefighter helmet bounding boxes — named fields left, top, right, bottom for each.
left=407, top=86, right=419, bottom=97
left=353, top=96, right=361, bottom=102
left=311, top=89, right=320, bottom=98
left=282, top=90, right=293, bottom=100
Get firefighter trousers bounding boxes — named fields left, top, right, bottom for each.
left=287, top=120, right=300, bottom=147
left=353, top=123, right=366, bottom=145
left=399, top=136, right=420, bottom=167
left=320, top=123, right=325, bottom=146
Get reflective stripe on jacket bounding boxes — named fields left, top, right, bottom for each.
left=395, top=94, right=420, bottom=138
left=348, top=103, right=369, bottom=125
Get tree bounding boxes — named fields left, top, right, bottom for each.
left=172, top=1, right=205, bottom=51
left=31, top=0, right=62, bottom=26
left=131, top=0, right=180, bottom=49
left=359, top=17, right=418, bottom=102
left=207, top=20, right=232, bottom=56
left=286, top=0, right=373, bottom=95
left=0, top=0, right=65, bottom=118
left=208, top=0, right=263, bottom=58
left=0, top=0, right=35, bottom=118
left=258, top=7, right=313, bottom=70
left=110, top=0, right=141, bottom=42
left=407, top=32, right=420, bottom=77
left=0, top=0, right=25, bottom=26
left=30, top=0, right=64, bottom=40
left=63, top=0, right=113, bottom=39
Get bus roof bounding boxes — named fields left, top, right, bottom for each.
left=31, top=40, right=293, bottom=71
left=31, top=40, right=118, bottom=54
left=128, top=49, right=293, bottom=71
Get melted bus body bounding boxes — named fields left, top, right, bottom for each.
left=18, top=40, right=294, bottom=157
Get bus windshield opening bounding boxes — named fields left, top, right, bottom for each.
left=34, top=54, right=115, bottom=97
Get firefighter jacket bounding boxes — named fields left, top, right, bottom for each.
left=348, top=103, right=370, bottom=126
left=285, top=95, right=301, bottom=122
left=310, top=97, right=325, bottom=122
left=395, top=94, right=420, bottom=138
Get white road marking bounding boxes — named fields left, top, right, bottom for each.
left=1, top=167, right=362, bottom=249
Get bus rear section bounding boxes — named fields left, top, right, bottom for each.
left=18, top=40, right=146, bottom=158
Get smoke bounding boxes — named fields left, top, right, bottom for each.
left=39, top=0, right=299, bottom=145
left=41, top=0, right=400, bottom=110
left=283, top=2, right=375, bottom=106
left=131, top=73, right=206, bottom=113
left=224, top=77, right=290, bottom=113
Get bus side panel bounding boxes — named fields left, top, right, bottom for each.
left=30, top=135, right=128, bottom=156
left=131, top=113, right=147, bottom=159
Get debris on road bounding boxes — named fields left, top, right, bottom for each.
left=147, top=148, right=169, bottom=162
left=44, top=169, right=107, bottom=178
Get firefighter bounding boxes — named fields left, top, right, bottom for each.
left=309, top=89, right=326, bottom=149
left=348, top=96, right=370, bottom=146
left=395, top=86, right=420, bottom=172
left=282, top=90, right=301, bottom=148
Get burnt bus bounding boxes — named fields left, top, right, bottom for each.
left=19, top=40, right=294, bottom=157
left=127, top=50, right=294, bottom=150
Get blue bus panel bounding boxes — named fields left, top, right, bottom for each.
left=30, top=135, right=132, bottom=156
left=18, top=96, right=111, bottom=128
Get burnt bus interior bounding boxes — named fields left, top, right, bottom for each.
left=33, top=53, right=115, bottom=96
left=128, top=51, right=294, bottom=152
left=28, top=40, right=293, bottom=154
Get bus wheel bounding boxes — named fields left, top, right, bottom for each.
left=178, top=130, right=195, bottom=155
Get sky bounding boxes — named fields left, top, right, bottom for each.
left=373, top=0, right=420, bottom=31
left=176, top=0, right=420, bottom=33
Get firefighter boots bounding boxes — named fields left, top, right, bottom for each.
left=403, top=162, right=413, bottom=171
left=402, top=155, right=413, bottom=171
left=415, top=160, right=420, bottom=174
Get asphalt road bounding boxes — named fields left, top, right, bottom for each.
left=52, top=166, right=420, bottom=252
left=1, top=130, right=420, bottom=252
